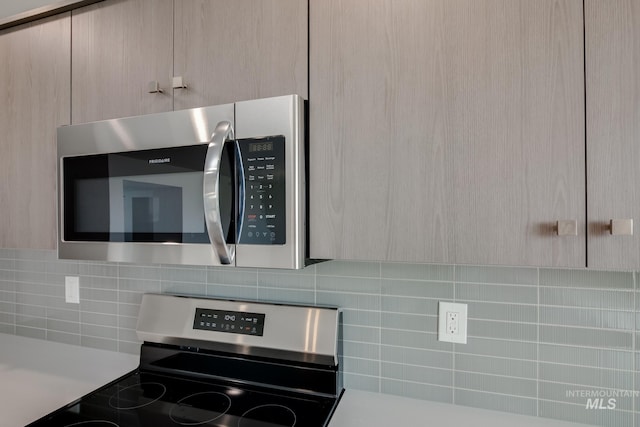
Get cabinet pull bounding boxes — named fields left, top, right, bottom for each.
left=148, top=81, right=163, bottom=94
left=609, top=219, right=633, bottom=236
left=172, top=76, right=188, bottom=90
left=556, top=220, right=578, bottom=236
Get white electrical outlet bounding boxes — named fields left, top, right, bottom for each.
left=438, top=301, right=467, bottom=344
left=65, top=276, right=80, bottom=304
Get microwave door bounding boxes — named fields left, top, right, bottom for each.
left=204, top=121, right=236, bottom=264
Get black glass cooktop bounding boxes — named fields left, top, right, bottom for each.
left=28, top=371, right=337, bottom=427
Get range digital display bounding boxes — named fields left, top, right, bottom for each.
left=193, top=308, right=266, bottom=336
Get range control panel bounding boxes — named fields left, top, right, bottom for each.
left=238, top=136, right=286, bottom=245
left=193, top=308, right=266, bottom=336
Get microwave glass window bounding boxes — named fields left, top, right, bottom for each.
left=63, top=144, right=235, bottom=244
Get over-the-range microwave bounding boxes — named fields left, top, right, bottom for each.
left=57, top=95, right=311, bottom=269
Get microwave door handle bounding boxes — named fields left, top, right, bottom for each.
left=204, top=121, right=235, bottom=264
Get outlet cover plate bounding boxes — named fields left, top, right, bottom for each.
left=65, top=276, right=80, bottom=304
left=438, top=301, right=467, bottom=344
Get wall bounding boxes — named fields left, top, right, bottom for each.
left=0, top=248, right=636, bottom=427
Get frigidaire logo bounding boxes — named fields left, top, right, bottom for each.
left=149, top=158, right=171, bottom=164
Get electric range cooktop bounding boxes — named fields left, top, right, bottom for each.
left=28, top=294, right=343, bottom=427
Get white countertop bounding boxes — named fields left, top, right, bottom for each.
left=331, top=390, right=591, bottom=427
left=0, top=333, right=139, bottom=427
left=0, top=333, right=591, bottom=427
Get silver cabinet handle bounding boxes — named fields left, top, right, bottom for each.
left=172, top=76, right=188, bottom=89
left=609, top=219, right=633, bottom=235
left=148, top=81, right=163, bottom=93
left=556, top=220, right=578, bottom=236
left=204, top=121, right=235, bottom=264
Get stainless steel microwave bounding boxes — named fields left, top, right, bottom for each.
left=57, top=95, right=308, bottom=269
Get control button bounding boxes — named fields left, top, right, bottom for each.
left=248, top=165, right=255, bottom=171
left=267, top=174, right=274, bottom=180
left=249, top=175, right=255, bottom=181
left=270, top=232, right=276, bottom=238
left=266, top=164, right=275, bottom=170
left=248, top=232, right=253, bottom=237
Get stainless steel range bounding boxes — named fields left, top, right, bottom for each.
left=27, top=294, right=343, bottom=427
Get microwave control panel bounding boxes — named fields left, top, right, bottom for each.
left=237, top=136, right=286, bottom=245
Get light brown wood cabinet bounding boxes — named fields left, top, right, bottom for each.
left=309, top=0, right=586, bottom=267
left=586, top=0, right=640, bottom=269
left=0, top=14, right=70, bottom=250
left=71, top=0, right=307, bottom=123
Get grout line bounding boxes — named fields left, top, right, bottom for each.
left=536, top=267, right=540, bottom=417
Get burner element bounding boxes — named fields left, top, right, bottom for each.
left=108, top=382, right=166, bottom=410
left=238, top=404, right=297, bottom=427
left=169, top=391, right=232, bottom=425
left=65, top=422, right=119, bottom=427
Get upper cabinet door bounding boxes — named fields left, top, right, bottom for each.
left=0, top=14, right=70, bottom=249
left=310, top=0, right=586, bottom=266
left=173, top=0, right=308, bottom=110
left=71, top=0, right=173, bottom=123
left=586, top=1, right=640, bottom=269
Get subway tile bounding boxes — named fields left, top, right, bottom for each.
left=316, top=291, right=379, bottom=311
left=343, top=357, right=379, bottom=377
left=16, top=304, right=46, bottom=317
left=460, top=301, right=537, bottom=323
left=343, top=373, right=379, bottom=393
left=539, top=325, right=633, bottom=350
left=0, top=269, right=15, bottom=281
left=540, top=288, right=633, bottom=310
left=456, top=265, right=538, bottom=286
left=454, top=389, right=537, bottom=416
left=16, top=282, right=57, bottom=297
left=81, top=324, right=118, bottom=340
left=47, top=331, right=81, bottom=347
left=341, top=309, right=380, bottom=328
left=0, top=323, right=15, bottom=334
left=0, top=302, right=14, bottom=314
left=380, top=345, right=452, bottom=370
left=15, top=259, right=47, bottom=273
left=15, top=271, right=48, bottom=285
left=380, top=312, right=436, bottom=333
left=454, top=354, right=536, bottom=379
left=455, top=283, right=538, bottom=304
left=381, top=379, right=453, bottom=404
left=161, top=266, right=207, bottom=283
left=79, top=262, right=118, bottom=278
left=382, top=362, right=452, bottom=387
left=118, top=278, right=160, bottom=293
left=539, top=344, right=633, bottom=370
left=117, top=291, right=144, bottom=305
left=45, top=260, right=80, bottom=275
left=455, top=371, right=536, bottom=398
left=0, top=290, right=15, bottom=303
left=257, top=271, right=315, bottom=290
left=81, top=312, right=117, bottom=328
left=81, top=276, right=118, bottom=291
left=539, top=400, right=633, bottom=427
left=81, top=288, right=117, bottom=302
left=16, top=326, right=45, bottom=340
left=207, top=267, right=257, bottom=286
left=80, top=299, right=117, bottom=315
left=118, top=316, right=138, bottom=330
left=381, top=295, right=439, bottom=316
left=0, top=280, right=15, bottom=293
left=343, top=341, right=379, bottom=361
left=0, top=312, right=14, bottom=324
left=467, top=320, right=537, bottom=342
left=118, top=264, right=161, bottom=280
left=317, top=276, right=380, bottom=294
left=457, top=337, right=537, bottom=360
left=343, top=325, right=380, bottom=344
left=316, top=260, right=379, bottom=278
left=81, top=336, right=118, bottom=352
left=540, top=268, right=633, bottom=289
left=206, top=284, right=257, bottom=300
left=256, top=288, right=315, bottom=305
left=539, top=381, right=633, bottom=411
left=161, top=282, right=206, bottom=296
left=381, top=263, right=453, bottom=281
left=381, top=279, right=453, bottom=299
left=540, top=306, right=634, bottom=330
left=0, top=248, right=15, bottom=259
left=539, top=362, right=633, bottom=390
left=47, top=319, right=80, bottom=335
left=118, top=303, right=141, bottom=318
left=380, top=329, right=452, bottom=352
